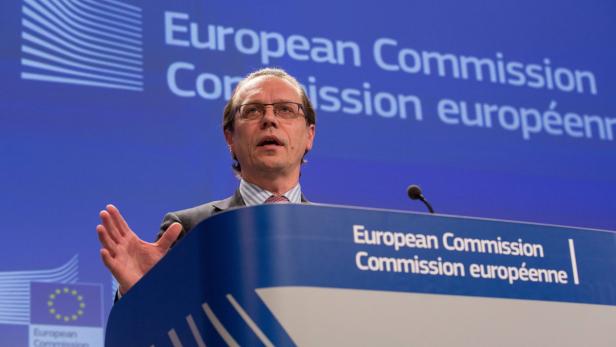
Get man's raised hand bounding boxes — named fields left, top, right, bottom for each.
left=96, top=204, right=182, bottom=295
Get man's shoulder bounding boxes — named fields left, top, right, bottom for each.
left=168, top=200, right=220, bottom=221
left=158, top=191, right=244, bottom=239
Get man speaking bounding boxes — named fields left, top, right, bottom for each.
left=96, top=68, right=316, bottom=297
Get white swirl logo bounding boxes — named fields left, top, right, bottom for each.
left=20, top=0, right=144, bottom=91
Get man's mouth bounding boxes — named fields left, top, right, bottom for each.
left=257, top=136, right=284, bottom=147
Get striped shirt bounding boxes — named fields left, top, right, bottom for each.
left=239, top=179, right=302, bottom=206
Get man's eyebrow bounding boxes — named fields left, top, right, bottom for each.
left=241, top=99, right=298, bottom=105
left=272, top=98, right=299, bottom=103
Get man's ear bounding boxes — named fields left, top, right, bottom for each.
left=305, top=124, right=315, bottom=152
left=224, top=129, right=234, bottom=146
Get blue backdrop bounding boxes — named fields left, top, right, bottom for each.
left=1, top=0, right=615, bottom=344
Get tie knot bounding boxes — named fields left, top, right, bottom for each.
left=264, top=195, right=290, bottom=204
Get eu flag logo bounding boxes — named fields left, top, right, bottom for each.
left=30, top=282, right=102, bottom=327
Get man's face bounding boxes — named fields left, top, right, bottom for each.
left=225, top=76, right=315, bottom=180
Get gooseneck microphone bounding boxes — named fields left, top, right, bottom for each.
left=407, top=185, right=435, bottom=214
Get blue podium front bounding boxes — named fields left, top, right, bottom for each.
left=106, top=204, right=616, bottom=346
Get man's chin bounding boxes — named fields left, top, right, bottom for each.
left=251, top=159, right=292, bottom=174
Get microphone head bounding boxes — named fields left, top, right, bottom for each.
left=407, top=185, right=423, bottom=200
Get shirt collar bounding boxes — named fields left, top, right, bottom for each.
left=239, top=179, right=302, bottom=206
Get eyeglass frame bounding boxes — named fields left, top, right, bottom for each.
left=234, top=102, right=306, bottom=121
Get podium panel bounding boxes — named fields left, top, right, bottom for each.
left=106, top=204, right=616, bottom=346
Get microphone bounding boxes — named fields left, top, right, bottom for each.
left=407, top=185, right=435, bottom=214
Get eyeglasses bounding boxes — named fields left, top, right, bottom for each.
left=236, top=102, right=305, bottom=121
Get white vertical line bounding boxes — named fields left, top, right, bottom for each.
left=568, top=239, right=580, bottom=285
left=168, top=329, right=184, bottom=347
left=226, top=294, right=274, bottom=347
left=202, top=302, right=240, bottom=347
left=186, top=314, right=207, bottom=347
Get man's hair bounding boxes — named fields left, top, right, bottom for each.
left=222, top=68, right=317, bottom=173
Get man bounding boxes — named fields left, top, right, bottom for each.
left=96, top=68, right=316, bottom=297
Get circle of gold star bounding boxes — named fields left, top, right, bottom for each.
left=47, top=287, right=85, bottom=322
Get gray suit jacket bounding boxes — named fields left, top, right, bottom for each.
left=156, top=189, right=245, bottom=243
left=156, top=189, right=308, bottom=243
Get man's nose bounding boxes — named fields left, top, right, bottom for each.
left=260, top=105, right=278, bottom=128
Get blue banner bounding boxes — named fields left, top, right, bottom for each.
left=0, top=1, right=614, bottom=344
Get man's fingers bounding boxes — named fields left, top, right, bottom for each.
left=100, top=210, right=120, bottom=244
left=106, top=204, right=131, bottom=237
left=156, top=223, right=183, bottom=250
left=96, top=224, right=117, bottom=257
left=100, top=248, right=117, bottom=272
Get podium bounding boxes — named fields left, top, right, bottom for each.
left=106, top=204, right=616, bottom=346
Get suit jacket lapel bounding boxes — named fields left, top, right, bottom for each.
left=212, top=189, right=245, bottom=212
